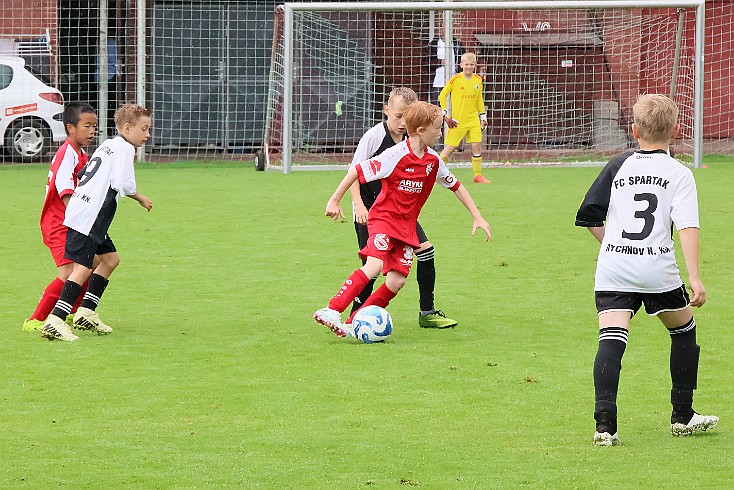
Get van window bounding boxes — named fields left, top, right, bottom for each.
left=0, top=64, right=13, bottom=89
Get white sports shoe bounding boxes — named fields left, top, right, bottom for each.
left=671, top=412, right=719, bottom=436
left=313, top=307, right=348, bottom=337
left=593, top=431, right=621, bottom=446
left=41, top=315, right=79, bottom=341
left=73, top=307, right=113, bottom=334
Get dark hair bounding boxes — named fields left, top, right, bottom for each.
left=62, top=102, right=96, bottom=134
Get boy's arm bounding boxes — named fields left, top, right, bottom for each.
left=477, top=79, right=488, bottom=129
left=678, top=227, right=706, bottom=307
left=128, top=191, right=153, bottom=211
left=452, top=184, right=491, bottom=241
left=439, top=82, right=458, bottom=129
left=326, top=166, right=359, bottom=221
left=348, top=181, right=368, bottom=224
left=587, top=226, right=605, bottom=243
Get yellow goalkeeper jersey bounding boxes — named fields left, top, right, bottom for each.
left=438, top=73, right=485, bottom=126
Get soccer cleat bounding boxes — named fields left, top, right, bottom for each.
left=671, top=412, right=719, bottom=436
left=72, top=307, right=113, bottom=334
left=65, top=314, right=75, bottom=327
left=593, top=431, right=621, bottom=446
left=341, top=321, right=355, bottom=338
left=473, top=175, right=492, bottom=184
left=419, top=310, right=457, bottom=329
left=22, top=319, right=44, bottom=332
left=313, top=307, right=349, bottom=337
left=41, top=316, right=79, bottom=341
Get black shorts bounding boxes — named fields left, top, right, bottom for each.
left=595, top=285, right=690, bottom=317
left=354, top=221, right=429, bottom=251
left=64, top=228, right=117, bottom=269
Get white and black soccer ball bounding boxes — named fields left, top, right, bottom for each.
left=353, top=306, right=393, bottom=343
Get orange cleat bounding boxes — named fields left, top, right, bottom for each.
left=473, top=175, right=492, bottom=184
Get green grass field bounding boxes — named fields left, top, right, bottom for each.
left=1, top=161, right=732, bottom=488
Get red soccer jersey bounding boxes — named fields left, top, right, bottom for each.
left=40, top=139, right=88, bottom=245
left=355, top=139, right=460, bottom=247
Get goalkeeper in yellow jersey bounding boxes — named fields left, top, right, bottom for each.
left=438, top=52, right=491, bottom=184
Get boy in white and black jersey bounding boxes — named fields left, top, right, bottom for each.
left=576, top=94, right=717, bottom=446
left=41, top=104, right=153, bottom=341
left=348, top=87, right=457, bottom=329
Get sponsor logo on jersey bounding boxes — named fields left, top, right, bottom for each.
left=398, top=179, right=423, bottom=193
left=368, top=159, right=381, bottom=175
left=403, top=246, right=413, bottom=260
left=426, top=163, right=434, bottom=176
left=373, top=233, right=389, bottom=251
left=405, top=167, right=414, bottom=173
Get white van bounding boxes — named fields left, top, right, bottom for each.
left=0, top=56, right=66, bottom=162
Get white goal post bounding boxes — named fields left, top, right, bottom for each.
left=265, top=0, right=705, bottom=172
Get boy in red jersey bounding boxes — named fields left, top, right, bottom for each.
left=41, top=103, right=153, bottom=341
left=22, top=102, right=98, bottom=332
left=314, top=101, right=491, bottom=337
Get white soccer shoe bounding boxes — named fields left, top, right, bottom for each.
left=313, top=307, right=349, bottom=337
left=41, top=315, right=79, bottom=342
left=73, top=307, right=113, bottom=334
left=593, top=431, right=621, bottom=446
left=671, top=412, right=719, bottom=436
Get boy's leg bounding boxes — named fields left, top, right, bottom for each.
left=593, top=308, right=632, bottom=445
left=42, top=277, right=85, bottom=341
left=23, top=277, right=65, bottom=331
left=350, top=222, right=375, bottom=315
left=73, top=251, right=119, bottom=334
left=414, top=229, right=457, bottom=329
left=315, top=260, right=379, bottom=337
left=658, top=304, right=718, bottom=436
left=470, top=140, right=490, bottom=184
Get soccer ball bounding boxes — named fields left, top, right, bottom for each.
left=352, top=306, right=393, bottom=344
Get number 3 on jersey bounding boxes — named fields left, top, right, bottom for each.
left=622, top=192, right=658, bottom=241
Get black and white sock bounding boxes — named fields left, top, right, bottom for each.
left=80, top=273, right=109, bottom=311
left=50, top=280, right=83, bottom=321
left=593, top=326, right=628, bottom=433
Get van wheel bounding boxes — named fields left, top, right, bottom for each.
left=5, top=119, right=52, bottom=162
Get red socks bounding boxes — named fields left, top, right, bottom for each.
left=328, top=269, right=370, bottom=313
left=346, top=283, right=397, bottom=324
left=30, top=277, right=64, bottom=320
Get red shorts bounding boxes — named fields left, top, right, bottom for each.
left=43, top=227, right=73, bottom=267
left=359, top=233, right=414, bottom=277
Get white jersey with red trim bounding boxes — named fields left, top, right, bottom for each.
left=40, top=139, right=88, bottom=243
left=63, top=135, right=137, bottom=242
left=576, top=149, right=699, bottom=293
left=355, top=139, right=460, bottom=247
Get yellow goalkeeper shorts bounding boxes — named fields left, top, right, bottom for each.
left=444, top=123, right=483, bottom=147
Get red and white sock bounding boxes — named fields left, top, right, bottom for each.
left=328, top=269, right=370, bottom=313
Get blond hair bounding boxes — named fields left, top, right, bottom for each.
left=461, top=51, right=477, bottom=63
left=633, top=94, right=678, bottom=143
left=404, top=101, right=440, bottom=136
left=387, top=87, right=418, bottom=106
left=114, top=103, right=152, bottom=130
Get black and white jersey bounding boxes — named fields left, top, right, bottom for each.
left=349, top=122, right=405, bottom=219
left=576, top=149, right=699, bottom=293
left=63, top=135, right=137, bottom=243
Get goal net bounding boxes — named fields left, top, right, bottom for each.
left=263, top=1, right=705, bottom=171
